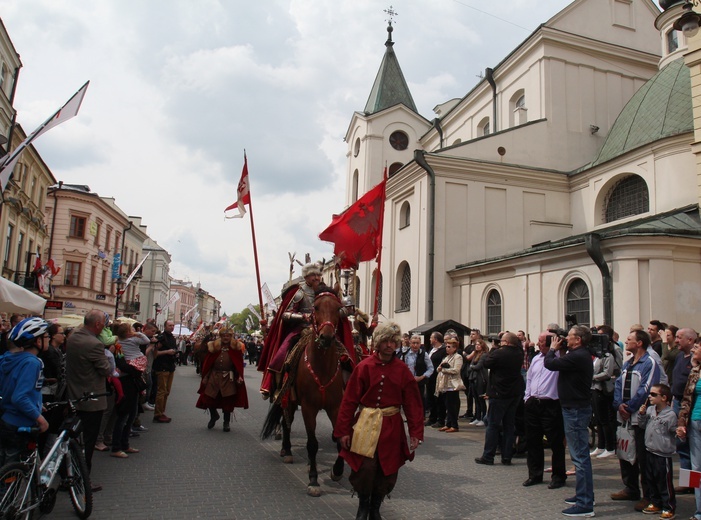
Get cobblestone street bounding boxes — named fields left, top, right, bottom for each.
left=46, top=365, right=695, bottom=519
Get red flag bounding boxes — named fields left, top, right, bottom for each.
left=33, top=257, right=42, bottom=273
left=46, top=259, right=61, bottom=277
left=225, top=153, right=251, bottom=218
left=319, top=178, right=386, bottom=269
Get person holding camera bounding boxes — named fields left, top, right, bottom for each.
left=475, top=332, right=523, bottom=466
left=611, top=330, right=660, bottom=513
left=544, top=325, right=595, bottom=518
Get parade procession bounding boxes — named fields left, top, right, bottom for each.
left=2, top=0, right=701, bottom=519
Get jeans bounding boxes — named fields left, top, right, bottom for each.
left=687, top=419, right=701, bottom=518
left=674, top=398, right=691, bottom=470
left=444, top=391, right=460, bottom=429
left=481, top=395, right=520, bottom=462
left=155, top=371, right=174, bottom=418
left=562, top=406, right=594, bottom=510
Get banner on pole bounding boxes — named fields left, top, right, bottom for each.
left=261, top=283, right=277, bottom=311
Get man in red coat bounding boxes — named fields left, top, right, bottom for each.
left=196, top=326, right=249, bottom=432
left=334, top=322, right=424, bottom=520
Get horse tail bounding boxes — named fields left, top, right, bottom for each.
left=261, top=402, right=284, bottom=440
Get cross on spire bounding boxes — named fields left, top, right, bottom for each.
left=384, top=5, right=398, bottom=25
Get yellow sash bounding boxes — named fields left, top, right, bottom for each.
left=350, top=406, right=400, bottom=458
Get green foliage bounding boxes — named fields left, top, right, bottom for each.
left=228, top=304, right=261, bottom=333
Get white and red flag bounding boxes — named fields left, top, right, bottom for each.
left=224, top=152, right=251, bottom=218
left=0, top=81, right=90, bottom=192
left=679, top=468, right=701, bottom=488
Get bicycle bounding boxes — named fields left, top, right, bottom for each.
left=0, top=392, right=110, bottom=519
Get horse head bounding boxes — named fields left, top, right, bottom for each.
left=312, top=285, right=342, bottom=349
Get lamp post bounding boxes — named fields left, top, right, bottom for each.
left=180, top=311, right=184, bottom=335
left=154, top=302, right=161, bottom=321
left=114, top=276, right=124, bottom=318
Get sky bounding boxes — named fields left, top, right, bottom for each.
left=0, top=0, right=593, bottom=315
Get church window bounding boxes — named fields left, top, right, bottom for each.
left=486, top=289, right=502, bottom=335
left=371, top=271, right=383, bottom=314
left=566, top=279, right=590, bottom=327
left=353, top=138, right=361, bottom=157
left=478, top=117, right=490, bottom=136
left=399, top=201, right=410, bottom=229
left=667, top=30, right=678, bottom=53
left=604, top=175, right=649, bottom=223
left=389, top=131, right=409, bottom=151
left=389, top=162, right=403, bottom=177
left=396, top=262, right=411, bottom=312
left=352, top=169, right=359, bottom=202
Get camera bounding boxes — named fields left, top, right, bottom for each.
left=587, top=333, right=609, bottom=358
left=440, top=362, right=451, bottom=369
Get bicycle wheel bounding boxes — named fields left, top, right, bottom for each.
left=65, top=440, right=92, bottom=519
left=0, top=462, right=35, bottom=520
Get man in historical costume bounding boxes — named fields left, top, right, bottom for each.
left=353, top=309, right=377, bottom=359
left=196, top=326, right=249, bottom=432
left=258, top=262, right=355, bottom=399
left=334, top=322, right=424, bottom=520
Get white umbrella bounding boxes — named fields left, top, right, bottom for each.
left=173, top=324, right=192, bottom=336
left=0, top=277, right=47, bottom=315
left=53, top=314, right=86, bottom=328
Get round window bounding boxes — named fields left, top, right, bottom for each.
left=389, top=131, right=409, bottom=151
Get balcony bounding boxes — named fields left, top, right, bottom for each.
left=14, top=273, right=36, bottom=290
left=124, top=301, right=140, bottom=313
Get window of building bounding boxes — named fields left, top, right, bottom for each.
left=65, top=261, right=81, bottom=286
left=566, top=278, right=590, bottom=327
left=396, top=262, right=411, bottom=312
left=4, top=224, right=13, bottom=267
left=101, top=269, right=107, bottom=293
left=478, top=117, right=490, bottom=136
left=93, top=222, right=101, bottom=246
left=510, top=90, right=527, bottom=127
left=486, top=289, right=502, bottom=335
left=452, top=138, right=462, bottom=146
left=114, top=232, right=120, bottom=256
left=353, top=138, right=361, bottom=157
left=89, top=265, right=96, bottom=290
left=105, top=227, right=112, bottom=253
left=15, top=232, right=24, bottom=273
left=352, top=169, right=359, bottom=203
left=388, top=162, right=403, bottom=177
left=69, top=215, right=86, bottom=238
left=399, top=201, right=410, bottom=229
left=389, top=131, right=409, bottom=151
left=29, top=177, right=36, bottom=202
left=604, top=175, right=649, bottom=223
left=667, top=29, right=678, bottom=53
left=0, top=63, right=5, bottom=92
left=352, top=276, right=360, bottom=307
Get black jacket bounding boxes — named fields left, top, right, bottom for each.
left=483, top=345, right=523, bottom=399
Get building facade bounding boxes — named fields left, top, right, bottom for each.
left=348, top=0, right=701, bottom=338
left=140, top=236, right=171, bottom=328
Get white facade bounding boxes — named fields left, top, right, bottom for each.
left=347, top=0, right=701, bottom=338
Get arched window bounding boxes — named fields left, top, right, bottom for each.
left=604, top=175, right=649, bottom=223
left=389, top=131, right=409, bottom=151
left=353, top=137, right=361, bottom=157
left=452, top=138, right=462, bottom=146
left=371, top=271, right=383, bottom=314
left=566, top=278, right=590, bottom=327
left=399, top=201, right=410, bottom=229
left=509, top=90, right=527, bottom=127
left=352, top=276, right=360, bottom=307
left=351, top=169, right=359, bottom=203
left=396, top=262, right=411, bottom=312
left=388, top=162, right=403, bottom=177
left=667, top=30, right=678, bottom=53
left=486, top=289, right=502, bottom=335
left=478, top=117, right=490, bottom=136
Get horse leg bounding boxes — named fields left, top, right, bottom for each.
left=326, top=406, right=344, bottom=482
left=301, top=405, right=321, bottom=497
left=281, top=407, right=295, bottom=464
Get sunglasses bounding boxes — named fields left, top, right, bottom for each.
left=649, top=392, right=659, bottom=397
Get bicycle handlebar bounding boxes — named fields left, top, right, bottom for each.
left=44, top=391, right=113, bottom=411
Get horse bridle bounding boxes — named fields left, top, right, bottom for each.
left=311, top=291, right=341, bottom=342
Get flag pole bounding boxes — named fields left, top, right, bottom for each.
left=245, top=152, right=266, bottom=319
left=372, top=165, right=388, bottom=318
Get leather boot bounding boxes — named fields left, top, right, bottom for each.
left=355, top=494, right=371, bottom=520
left=223, top=412, right=231, bottom=432
left=207, top=409, right=220, bottom=429
left=369, top=494, right=384, bottom=520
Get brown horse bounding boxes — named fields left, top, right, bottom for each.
left=261, top=287, right=346, bottom=496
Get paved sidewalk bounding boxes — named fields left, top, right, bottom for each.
left=44, top=365, right=695, bottom=519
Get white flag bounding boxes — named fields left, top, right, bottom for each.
left=247, top=304, right=261, bottom=320
left=1, top=81, right=89, bottom=192
left=262, top=283, right=277, bottom=311
left=164, top=291, right=181, bottom=309
left=121, top=252, right=150, bottom=292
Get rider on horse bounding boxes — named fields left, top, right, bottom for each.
left=258, top=262, right=356, bottom=400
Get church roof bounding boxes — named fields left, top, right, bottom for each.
left=363, top=23, right=417, bottom=115
left=453, top=205, right=701, bottom=271
left=589, top=58, right=692, bottom=168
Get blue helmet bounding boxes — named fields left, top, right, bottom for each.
left=8, top=317, right=49, bottom=347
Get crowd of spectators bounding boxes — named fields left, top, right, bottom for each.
left=399, top=319, right=699, bottom=519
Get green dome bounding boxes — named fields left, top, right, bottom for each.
left=590, top=58, right=692, bottom=168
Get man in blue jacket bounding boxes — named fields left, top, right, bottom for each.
left=611, top=329, right=660, bottom=513
left=0, top=317, right=50, bottom=465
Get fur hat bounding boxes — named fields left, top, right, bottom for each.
left=355, top=309, right=370, bottom=325
left=302, top=262, right=322, bottom=278
left=372, top=321, right=402, bottom=349
left=219, top=325, right=234, bottom=336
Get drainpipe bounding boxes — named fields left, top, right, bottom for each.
left=432, top=118, right=444, bottom=149
left=47, top=181, right=63, bottom=260
left=585, top=233, right=612, bottom=326
left=485, top=68, right=497, bottom=132
left=414, top=150, right=435, bottom=322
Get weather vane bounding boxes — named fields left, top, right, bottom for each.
left=384, top=6, right=398, bottom=25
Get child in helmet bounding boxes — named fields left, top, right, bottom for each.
left=0, top=317, right=50, bottom=465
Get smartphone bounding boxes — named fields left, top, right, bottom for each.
left=545, top=336, right=552, bottom=347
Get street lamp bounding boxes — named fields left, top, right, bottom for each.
left=671, top=1, right=701, bottom=38
left=154, top=302, right=161, bottom=320
left=114, top=276, right=125, bottom=318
